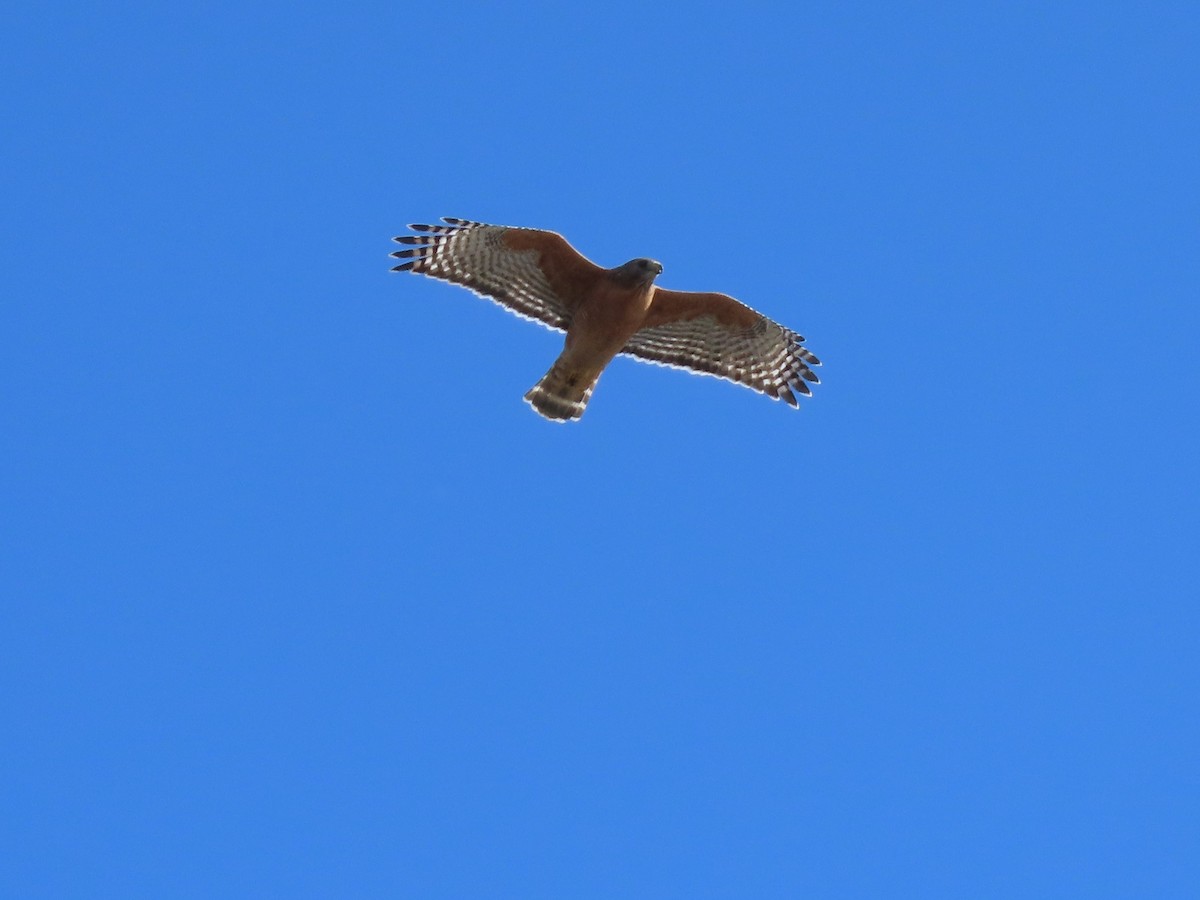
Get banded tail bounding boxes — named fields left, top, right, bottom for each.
left=524, top=360, right=599, bottom=422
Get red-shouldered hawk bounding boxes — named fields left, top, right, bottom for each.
left=391, top=218, right=821, bottom=421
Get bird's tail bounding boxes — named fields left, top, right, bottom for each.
left=524, top=360, right=598, bottom=422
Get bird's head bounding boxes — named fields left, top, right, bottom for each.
left=613, top=257, right=664, bottom=286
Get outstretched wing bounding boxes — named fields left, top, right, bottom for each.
left=622, top=288, right=821, bottom=407
left=391, top=218, right=603, bottom=332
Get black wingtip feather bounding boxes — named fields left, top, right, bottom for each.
left=391, top=261, right=418, bottom=272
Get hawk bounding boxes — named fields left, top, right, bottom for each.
left=391, top=218, right=821, bottom=421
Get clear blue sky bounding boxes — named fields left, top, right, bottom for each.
left=4, top=2, right=1198, bottom=897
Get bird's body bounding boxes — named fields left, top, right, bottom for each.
left=391, top=218, right=820, bottom=421
left=526, top=259, right=661, bottom=419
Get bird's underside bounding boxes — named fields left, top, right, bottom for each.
left=391, top=217, right=821, bottom=422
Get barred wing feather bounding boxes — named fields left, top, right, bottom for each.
left=621, top=289, right=821, bottom=407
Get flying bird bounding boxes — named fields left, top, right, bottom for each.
left=391, top=218, right=821, bottom=421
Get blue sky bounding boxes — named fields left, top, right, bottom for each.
left=3, top=2, right=1198, bottom=896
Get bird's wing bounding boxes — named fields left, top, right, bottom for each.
left=621, top=288, right=821, bottom=406
left=391, top=218, right=603, bottom=332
